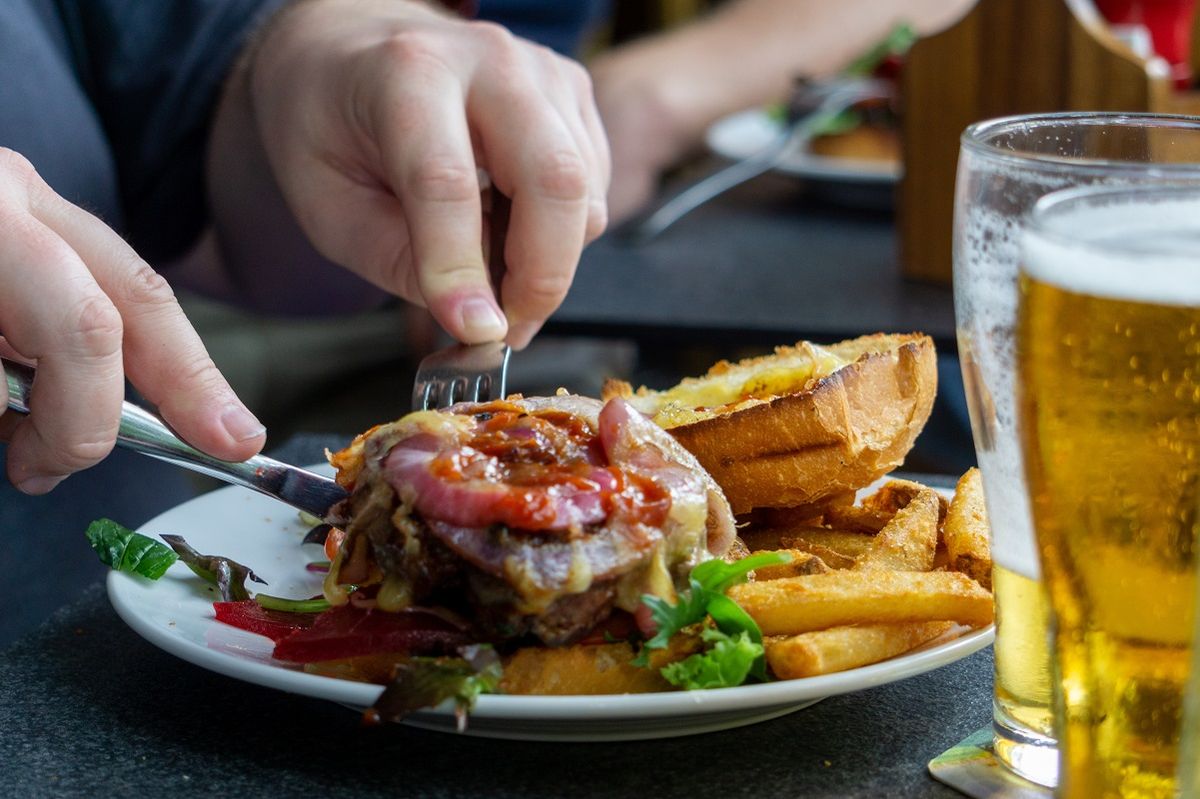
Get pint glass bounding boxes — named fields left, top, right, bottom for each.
left=1017, top=184, right=1200, bottom=799
left=953, top=113, right=1200, bottom=788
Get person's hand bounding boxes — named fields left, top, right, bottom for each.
left=0, top=149, right=265, bottom=494
left=589, top=42, right=701, bottom=224
left=241, top=0, right=610, bottom=349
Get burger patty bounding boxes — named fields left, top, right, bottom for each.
left=348, top=477, right=616, bottom=645
left=330, top=395, right=737, bottom=648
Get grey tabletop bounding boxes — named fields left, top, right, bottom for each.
left=550, top=172, right=956, bottom=351
left=1, top=584, right=990, bottom=799
left=0, top=438, right=989, bottom=798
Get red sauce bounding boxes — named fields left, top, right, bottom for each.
left=426, top=402, right=670, bottom=531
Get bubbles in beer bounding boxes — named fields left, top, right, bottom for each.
left=954, top=162, right=1076, bottom=579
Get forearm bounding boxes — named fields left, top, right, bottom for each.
left=598, top=0, right=972, bottom=150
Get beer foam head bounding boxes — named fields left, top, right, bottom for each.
left=1022, top=189, right=1200, bottom=306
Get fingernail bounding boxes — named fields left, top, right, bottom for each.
left=461, top=298, right=507, bottom=342
left=17, top=475, right=64, bottom=495
left=221, top=404, right=266, bottom=443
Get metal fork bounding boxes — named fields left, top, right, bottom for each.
left=411, top=340, right=511, bottom=411
left=625, top=76, right=893, bottom=244
left=410, top=189, right=513, bottom=411
left=2, top=357, right=349, bottom=523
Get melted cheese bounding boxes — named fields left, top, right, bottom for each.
left=630, top=342, right=847, bottom=428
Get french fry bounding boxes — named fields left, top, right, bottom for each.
left=778, top=528, right=878, bottom=559
left=821, top=504, right=892, bottom=534
left=749, top=549, right=831, bottom=580
left=500, top=634, right=703, bottom=695
left=861, top=479, right=949, bottom=529
left=727, top=570, right=995, bottom=635
left=742, top=492, right=856, bottom=529
left=943, top=467, right=993, bottom=590
left=852, top=486, right=940, bottom=572
left=764, top=621, right=956, bottom=678
left=739, top=526, right=797, bottom=553
left=785, top=541, right=856, bottom=570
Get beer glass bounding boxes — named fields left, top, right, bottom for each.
left=953, top=112, right=1200, bottom=788
left=1017, top=184, right=1200, bottom=799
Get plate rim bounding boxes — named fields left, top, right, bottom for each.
left=107, top=471, right=992, bottom=727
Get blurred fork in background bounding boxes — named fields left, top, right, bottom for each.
left=625, top=75, right=893, bottom=244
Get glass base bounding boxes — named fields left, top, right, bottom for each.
left=994, top=709, right=1058, bottom=789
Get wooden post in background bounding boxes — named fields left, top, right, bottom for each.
left=897, top=0, right=1173, bottom=284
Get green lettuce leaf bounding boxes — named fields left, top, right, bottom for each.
left=633, top=551, right=789, bottom=675
left=85, top=519, right=178, bottom=579
left=660, top=629, right=763, bottom=690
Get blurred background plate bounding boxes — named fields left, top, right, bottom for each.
left=706, top=108, right=902, bottom=184
left=705, top=109, right=900, bottom=210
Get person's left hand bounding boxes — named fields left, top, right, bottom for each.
left=235, top=0, right=610, bottom=349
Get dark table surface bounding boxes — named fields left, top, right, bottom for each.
left=2, top=585, right=990, bottom=799
left=1, top=438, right=990, bottom=798
left=2, top=176, right=975, bottom=796
left=551, top=172, right=956, bottom=352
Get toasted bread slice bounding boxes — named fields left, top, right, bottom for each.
left=603, top=333, right=936, bottom=514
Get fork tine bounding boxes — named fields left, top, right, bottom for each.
left=439, top=376, right=468, bottom=408
left=411, top=342, right=511, bottom=411
left=413, top=379, right=436, bottom=412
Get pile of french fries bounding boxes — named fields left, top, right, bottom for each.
left=730, top=468, right=993, bottom=680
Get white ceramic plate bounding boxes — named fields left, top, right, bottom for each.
left=705, top=108, right=901, bottom=185
left=108, top=469, right=992, bottom=741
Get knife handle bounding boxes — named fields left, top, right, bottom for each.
left=2, top=356, right=347, bottom=521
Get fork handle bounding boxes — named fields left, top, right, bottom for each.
left=3, top=357, right=347, bottom=522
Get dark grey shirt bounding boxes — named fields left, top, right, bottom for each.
left=0, top=0, right=604, bottom=265
left=0, top=0, right=284, bottom=263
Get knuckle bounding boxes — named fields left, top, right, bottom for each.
left=65, top=295, right=123, bottom=357
left=407, top=157, right=480, bottom=203
left=119, top=260, right=178, bottom=309
left=519, top=270, right=574, bottom=307
left=532, top=150, right=589, bottom=201
left=564, top=59, right=593, bottom=95
left=469, top=21, right=517, bottom=54
left=471, top=23, right=524, bottom=78
left=420, top=262, right=487, bottom=300
left=585, top=200, right=609, bottom=242
left=165, top=352, right=226, bottom=397
left=0, top=202, right=42, bottom=241
left=380, top=30, right=447, bottom=74
left=52, top=436, right=115, bottom=472
left=0, top=147, right=38, bottom=186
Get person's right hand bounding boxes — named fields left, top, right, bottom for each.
left=232, top=0, right=610, bottom=350
left=0, top=149, right=266, bottom=494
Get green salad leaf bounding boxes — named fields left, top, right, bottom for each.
left=160, top=534, right=266, bottom=602
left=632, top=551, right=790, bottom=686
left=254, top=594, right=331, bottom=613
left=367, top=644, right=503, bottom=732
left=843, top=22, right=917, bottom=76
left=660, top=628, right=763, bottom=690
left=85, top=519, right=178, bottom=579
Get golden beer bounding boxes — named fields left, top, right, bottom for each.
left=991, top=564, right=1056, bottom=778
left=1018, top=190, right=1200, bottom=799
